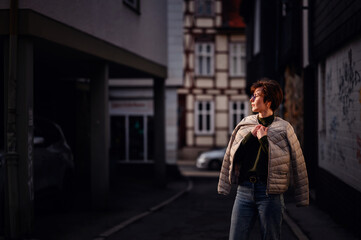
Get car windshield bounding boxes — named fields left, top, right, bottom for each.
left=34, top=119, right=62, bottom=148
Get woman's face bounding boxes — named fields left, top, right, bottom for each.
left=250, top=87, right=270, bottom=113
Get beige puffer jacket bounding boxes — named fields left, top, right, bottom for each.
left=218, top=114, right=309, bottom=206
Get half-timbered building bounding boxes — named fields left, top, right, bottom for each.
left=178, top=0, right=248, bottom=152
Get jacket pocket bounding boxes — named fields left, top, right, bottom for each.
left=273, top=171, right=288, bottom=177
left=270, top=171, right=289, bottom=186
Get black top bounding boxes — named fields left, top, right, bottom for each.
left=235, top=114, right=274, bottom=182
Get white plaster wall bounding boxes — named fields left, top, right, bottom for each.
left=187, top=130, right=194, bottom=146
left=195, top=18, right=213, bottom=28
left=167, top=0, right=183, bottom=86
left=318, top=36, right=361, bottom=192
left=196, top=79, right=213, bottom=88
left=216, top=130, right=228, bottom=146
left=184, top=73, right=192, bottom=88
left=186, top=112, right=194, bottom=128
left=195, top=136, right=213, bottom=146
left=186, top=95, right=194, bottom=110
left=216, top=72, right=228, bottom=88
left=230, top=35, right=246, bottom=42
left=216, top=35, right=227, bottom=51
left=216, top=113, right=227, bottom=128
left=12, top=0, right=166, bottom=66
left=215, top=16, right=222, bottom=27
left=216, top=54, right=228, bottom=70
left=215, top=0, right=222, bottom=14
left=188, top=53, right=194, bottom=70
left=166, top=0, right=183, bottom=163
left=166, top=89, right=178, bottom=164
left=215, top=95, right=227, bottom=110
left=230, top=79, right=246, bottom=88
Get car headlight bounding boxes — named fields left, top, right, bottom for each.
left=197, top=154, right=207, bottom=163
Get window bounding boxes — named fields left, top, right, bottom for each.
left=229, top=101, right=249, bottom=133
left=195, top=43, right=214, bottom=76
left=123, top=0, right=140, bottom=14
left=195, top=0, right=214, bottom=17
left=229, top=42, right=246, bottom=77
left=110, top=115, right=153, bottom=162
left=195, top=101, right=214, bottom=134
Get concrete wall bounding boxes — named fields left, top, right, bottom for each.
left=165, top=88, right=178, bottom=164
left=167, top=0, right=183, bottom=86
left=0, top=0, right=167, bottom=66
left=165, top=0, right=183, bottom=163
left=317, top=35, right=361, bottom=193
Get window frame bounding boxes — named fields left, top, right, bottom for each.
left=229, top=42, right=246, bottom=77
left=110, top=114, right=153, bottom=162
left=229, top=100, right=249, bottom=133
left=194, top=0, right=215, bottom=17
left=195, top=101, right=215, bottom=135
left=195, top=42, right=214, bottom=77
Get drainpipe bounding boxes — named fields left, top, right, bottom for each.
left=4, top=0, right=20, bottom=238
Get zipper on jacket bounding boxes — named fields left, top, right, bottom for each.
left=265, top=123, right=273, bottom=196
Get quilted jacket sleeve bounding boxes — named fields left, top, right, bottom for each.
left=287, top=123, right=309, bottom=207
left=217, top=124, right=240, bottom=195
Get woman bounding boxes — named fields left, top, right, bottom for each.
left=218, top=78, right=309, bottom=240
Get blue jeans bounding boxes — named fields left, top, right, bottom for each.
left=229, top=181, right=285, bottom=240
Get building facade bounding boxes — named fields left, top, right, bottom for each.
left=0, top=0, right=168, bottom=238
left=108, top=0, right=183, bottom=165
left=178, top=0, right=249, bottom=152
left=109, top=80, right=155, bottom=163
left=311, top=0, right=361, bottom=237
left=240, top=0, right=361, bottom=237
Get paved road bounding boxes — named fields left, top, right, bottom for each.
left=108, top=163, right=297, bottom=240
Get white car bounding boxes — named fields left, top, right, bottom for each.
left=196, top=148, right=226, bottom=170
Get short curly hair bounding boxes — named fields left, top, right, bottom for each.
left=250, top=78, right=283, bottom=111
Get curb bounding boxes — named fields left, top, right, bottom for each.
left=282, top=189, right=315, bottom=240
left=283, top=211, right=309, bottom=240
left=93, top=179, right=194, bottom=240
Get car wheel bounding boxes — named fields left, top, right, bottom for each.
left=208, top=160, right=221, bottom=170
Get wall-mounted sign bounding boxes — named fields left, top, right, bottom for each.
left=110, top=100, right=153, bottom=115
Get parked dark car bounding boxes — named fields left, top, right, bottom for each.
left=33, top=118, right=74, bottom=195
left=196, top=148, right=226, bottom=170
left=0, top=119, right=74, bottom=206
